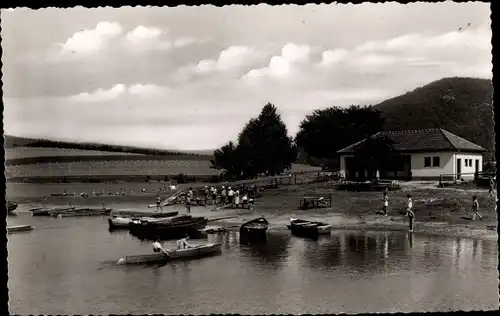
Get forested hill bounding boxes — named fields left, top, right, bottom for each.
left=373, top=77, right=494, bottom=160
left=3, top=135, right=214, bottom=157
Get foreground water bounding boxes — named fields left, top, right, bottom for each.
left=7, top=211, right=499, bottom=314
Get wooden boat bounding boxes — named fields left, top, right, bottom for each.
left=108, top=211, right=179, bottom=228
left=50, top=192, right=75, bottom=197
left=50, top=207, right=113, bottom=217
left=129, top=215, right=208, bottom=239
left=116, top=243, right=222, bottom=265
left=7, top=225, right=34, bottom=233
left=240, top=217, right=269, bottom=235
left=111, top=210, right=182, bottom=219
left=288, top=218, right=332, bottom=237
left=32, top=206, right=75, bottom=216
left=7, top=201, right=18, bottom=213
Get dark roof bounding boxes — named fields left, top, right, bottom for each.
left=337, top=128, right=487, bottom=154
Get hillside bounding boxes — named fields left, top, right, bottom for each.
left=373, top=77, right=494, bottom=161
left=4, top=135, right=214, bottom=158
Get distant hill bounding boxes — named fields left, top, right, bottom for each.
left=373, top=77, right=494, bottom=161
left=4, top=135, right=214, bottom=158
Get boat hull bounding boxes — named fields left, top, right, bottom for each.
left=7, top=202, right=18, bottom=213
left=117, top=243, right=222, bottom=265
left=7, top=225, right=33, bottom=233
left=129, top=217, right=208, bottom=240
left=32, top=206, right=75, bottom=216
left=111, top=210, right=181, bottom=219
left=289, top=218, right=332, bottom=238
left=50, top=208, right=112, bottom=217
left=108, top=211, right=179, bottom=229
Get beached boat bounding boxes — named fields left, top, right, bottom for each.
left=50, top=192, right=75, bottom=197
left=111, top=210, right=181, bottom=219
left=108, top=211, right=179, bottom=228
left=32, top=206, right=76, bottom=216
left=288, top=218, right=332, bottom=238
left=50, top=207, right=113, bottom=217
left=7, top=225, right=34, bottom=233
left=7, top=201, right=18, bottom=213
left=129, top=215, right=208, bottom=239
left=116, top=243, right=222, bottom=265
left=240, top=217, right=269, bottom=235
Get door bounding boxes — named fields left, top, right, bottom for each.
left=475, top=159, right=479, bottom=173
left=456, top=158, right=462, bottom=179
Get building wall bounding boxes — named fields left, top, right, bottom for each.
left=410, top=152, right=454, bottom=179
left=455, top=153, right=483, bottom=180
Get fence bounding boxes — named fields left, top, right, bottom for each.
left=439, top=171, right=495, bottom=187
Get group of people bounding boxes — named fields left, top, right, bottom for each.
left=381, top=177, right=498, bottom=233
left=203, top=185, right=254, bottom=209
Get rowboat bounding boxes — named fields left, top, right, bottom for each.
left=110, top=210, right=181, bottom=219
left=129, top=215, right=208, bottom=239
left=32, top=206, right=76, bottom=216
left=7, top=201, right=18, bottom=213
left=288, top=218, right=332, bottom=238
left=108, top=211, right=179, bottom=228
left=50, top=207, right=113, bottom=217
left=240, top=217, right=269, bottom=235
left=50, top=192, right=75, bottom=197
left=7, top=225, right=34, bottom=233
left=116, top=243, right=222, bottom=265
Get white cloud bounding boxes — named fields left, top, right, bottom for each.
left=243, top=43, right=312, bottom=79
left=126, top=25, right=163, bottom=41
left=195, top=46, right=257, bottom=74
left=69, top=83, right=161, bottom=102
left=60, top=21, right=123, bottom=54
left=320, top=49, right=349, bottom=66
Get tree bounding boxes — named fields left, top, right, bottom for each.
left=211, top=103, right=297, bottom=179
left=295, top=105, right=385, bottom=168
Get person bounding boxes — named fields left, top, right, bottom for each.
left=488, top=178, right=496, bottom=199
left=177, top=234, right=193, bottom=250
left=156, top=195, right=163, bottom=212
left=472, top=195, right=483, bottom=220
left=241, top=193, right=249, bottom=209
left=227, top=187, right=235, bottom=208
left=405, top=194, right=414, bottom=232
left=186, top=188, right=193, bottom=214
left=211, top=186, right=217, bottom=206
left=204, top=186, right=209, bottom=205
left=235, top=190, right=240, bottom=208
left=221, top=186, right=228, bottom=205
left=153, top=237, right=170, bottom=256
left=382, top=190, right=389, bottom=216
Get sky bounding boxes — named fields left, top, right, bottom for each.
left=1, top=3, right=492, bottom=151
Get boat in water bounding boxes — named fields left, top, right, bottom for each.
left=31, top=206, right=76, bottom=216
left=7, top=201, right=18, bottom=213
left=240, top=217, right=269, bottom=237
left=7, top=225, right=34, bottom=233
left=108, top=211, right=179, bottom=229
left=288, top=218, right=332, bottom=238
left=50, top=192, right=75, bottom=197
left=50, top=207, right=113, bottom=217
left=111, top=210, right=182, bottom=219
left=129, top=215, right=208, bottom=239
left=116, top=242, right=222, bottom=265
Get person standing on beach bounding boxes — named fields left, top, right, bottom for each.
left=471, top=195, right=483, bottom=220
left=405, top=194, right=414, bottom=232
left=382, top=190, right=389, bottom=216
left=211, top=186, right=217, bottom=205
left=156, top=195, right=163, bottom=212
left=488, top=178, right=496, bottom=199
left=227, top=187, right=235, bottom=208
left=235, top=190, right=240, bottom=209
left=221, top=186, right=227, bottom=206
left=204, top=186, right=209, bottom=205
left=186, top=188, right=193, bottom=214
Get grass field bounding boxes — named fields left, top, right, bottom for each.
left=4, top=147, right=143, bottom=159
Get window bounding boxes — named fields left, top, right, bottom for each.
left=465, top=160, right=469, bottom=167
left=424, top=157, right=431, bottom=167
left=469, top=159, right=473, bottom=167
left=432, top=156, right=440, bottom=167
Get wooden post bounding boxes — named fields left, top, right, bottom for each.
left=294, top=174, right=297, bottom=184
left=439, top=175, right=443, bottom=187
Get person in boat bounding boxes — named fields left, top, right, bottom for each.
left=153, top=237, right=170, bottom=256
left=156, top=195, right=163, bottom=212
left=177, top=234, right=193, bottom=250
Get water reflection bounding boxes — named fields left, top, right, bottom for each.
left=238, top=232, right=291, bottom=268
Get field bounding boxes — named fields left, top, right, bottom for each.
left=4, top=147, right=143, bottom=159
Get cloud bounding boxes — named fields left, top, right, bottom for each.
left=125, top=25, right=163, bottom=41
left=194, top=46, right=258, bottom=74
left=243, top=43, right=312, bottom=79
left=70, top=83, right=160, bottom=102
left=60, top=21, right=124, bottom=54
left=173, top=37, right=197, bottom=48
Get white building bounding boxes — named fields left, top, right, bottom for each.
left=337, top=128, right=486, bottom=181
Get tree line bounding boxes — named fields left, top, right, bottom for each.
left=211, top=102, right=394, bottom=180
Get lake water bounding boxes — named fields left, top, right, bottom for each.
left=7, top=212, right=499, bottom=314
